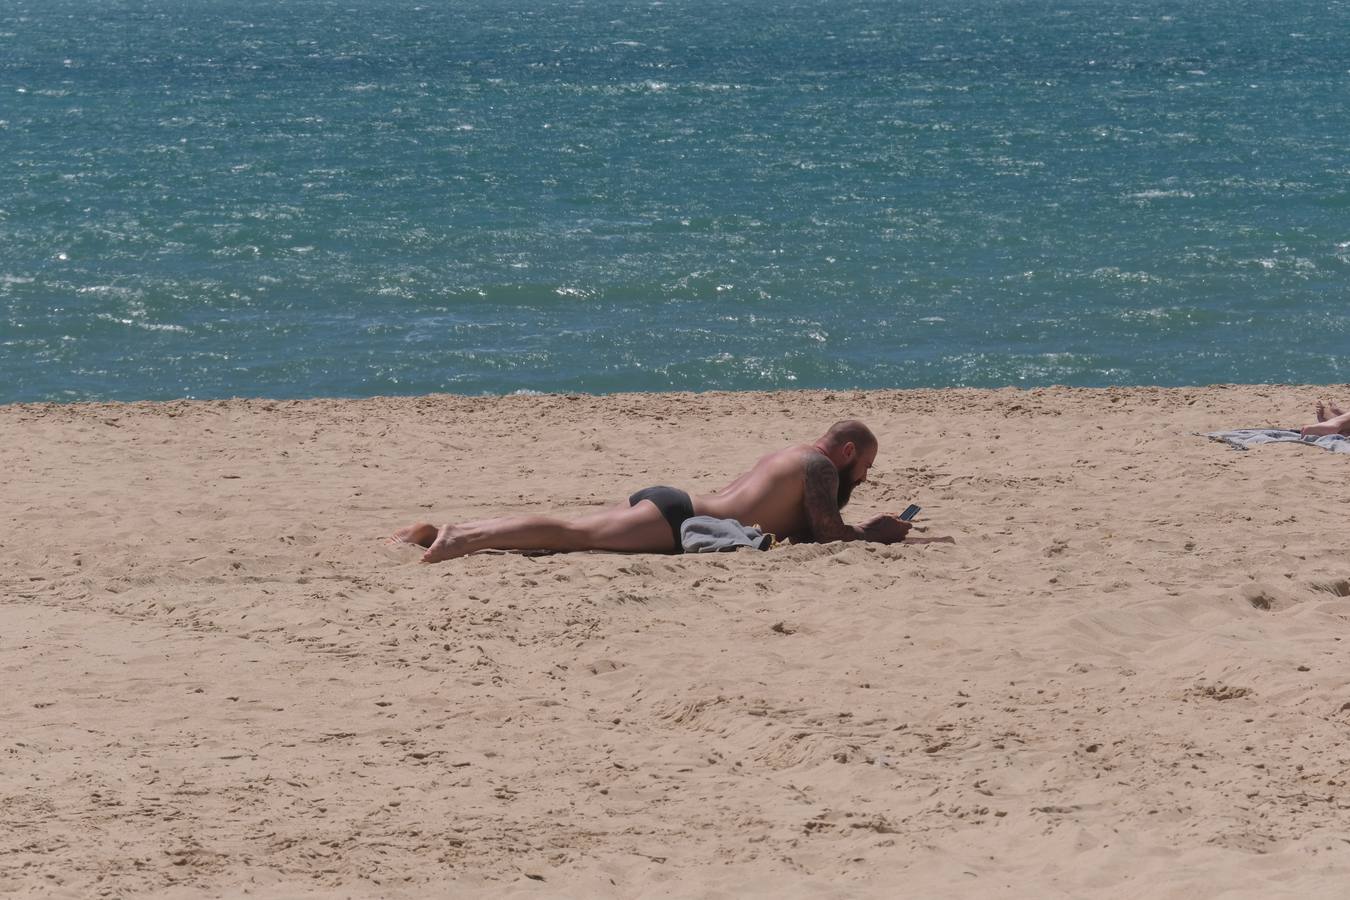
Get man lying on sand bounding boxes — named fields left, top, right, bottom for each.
left=1300, top=400, right=1350, bottom=437
left=394, top=419, right=930, bottom=563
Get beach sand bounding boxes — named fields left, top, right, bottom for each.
left=3, top=385, right=1349, bottom=898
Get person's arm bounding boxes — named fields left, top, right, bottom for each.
left=802, top=453, right=914, bottom=545
left=802, top=453, right=863, bottom=543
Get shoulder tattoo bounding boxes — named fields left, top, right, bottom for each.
left=802, top=453, right=849, bottom=540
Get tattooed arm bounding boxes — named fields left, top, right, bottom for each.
left=802, top=452, right=911, bottom=545
left=802, top=452, right=864, bottom=543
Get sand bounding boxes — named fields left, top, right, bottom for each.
left=3, top=385, right=1350, bottom=898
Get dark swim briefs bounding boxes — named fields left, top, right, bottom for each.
left=629, top=485, right=695, bottom=552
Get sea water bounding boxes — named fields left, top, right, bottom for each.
left=2, top=0, right=1347, bottom=402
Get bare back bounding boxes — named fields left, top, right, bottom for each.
left=691, top=444, right=818, bottom=541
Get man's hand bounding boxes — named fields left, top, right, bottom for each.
left=859, top=513, right=912, bottom=544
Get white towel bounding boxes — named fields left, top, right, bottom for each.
left=680, top=516, right=774, bottom=552
left=1204, top=429, right=1350, bottom=454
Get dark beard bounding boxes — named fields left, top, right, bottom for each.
left=837, top=461, right=859, bottom=508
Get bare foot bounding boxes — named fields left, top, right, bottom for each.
left=422, top=525, right=470, bottom=563
left=1315, top=400, right=1345, bottom=422
left=390, top=522, right=438, bottom=548
left=1301, top=421, right=1344, bottom=437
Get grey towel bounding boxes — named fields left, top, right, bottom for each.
left=1204, top=429, right=1350, bottom=454
left=680, top=516, right=774, bottom=552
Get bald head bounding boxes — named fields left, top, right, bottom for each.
left=819, top=419, right=877, bottom=455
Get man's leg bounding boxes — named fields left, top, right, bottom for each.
left=414, top=500, right=676, bottom=563
left=1302, top=410, right=1350, bottom=437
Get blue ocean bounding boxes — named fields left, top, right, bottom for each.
left=2, top=0, right=1347, bottom=402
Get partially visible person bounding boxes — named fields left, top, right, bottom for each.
left=1300, top=400, right=1350, bottom=437
left=393, top=419, right=931, bottom=563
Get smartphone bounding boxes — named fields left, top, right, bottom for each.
left=899, top=503, right=921, bottom=521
